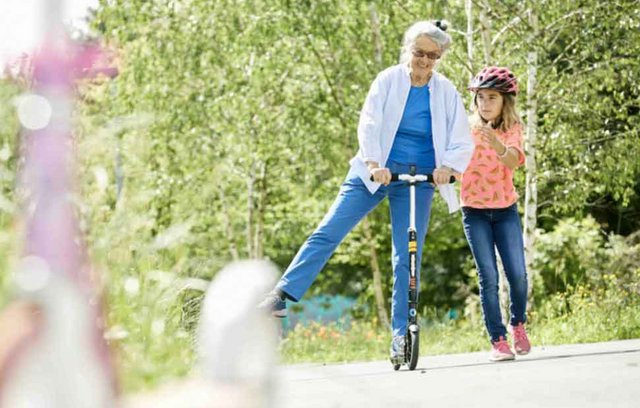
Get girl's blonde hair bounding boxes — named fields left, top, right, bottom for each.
left=470, top=92, right=522, bottom=132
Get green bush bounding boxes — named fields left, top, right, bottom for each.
left=533, top=216, right=640, bottom=299
left=533, top=216, right=606, bottom=297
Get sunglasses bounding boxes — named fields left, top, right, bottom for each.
left=411, top=49, right=442, bottom=60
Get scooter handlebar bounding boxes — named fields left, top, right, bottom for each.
left=370, top=173, right=457, bottom=183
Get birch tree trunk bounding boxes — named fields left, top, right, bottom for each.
left=366, top=4, right=390, bottom=329
left=369, top=4, right=383, bottom=67
left=478, top=2, right=492, bottom=65
left=465, top=0, right=475, bottom=109
left=523, top=11, right=539, bottom=300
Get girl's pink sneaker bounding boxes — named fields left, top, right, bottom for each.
left=509, top=323, right=531, bottom=355
left=490, top=336, right=515, bottom=361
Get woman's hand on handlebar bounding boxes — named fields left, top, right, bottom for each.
left=433, top=166, right=456, bottom=185
left=368, top=162, right=392, bottom=186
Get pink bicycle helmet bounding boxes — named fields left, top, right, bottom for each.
left=469, top=66, right=519, bottom=95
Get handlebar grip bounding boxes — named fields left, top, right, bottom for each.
left=370, top=175, right=400, bottom=182
left=369, top=173, right=403, bottom=182
left=424, top=175, right=456, bottom=183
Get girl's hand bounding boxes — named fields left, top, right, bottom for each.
left=476, top=122, right=507, bottom=155
left=369, top=165, right=392, bottom=185
left=433, top=166, right=454, bottom=185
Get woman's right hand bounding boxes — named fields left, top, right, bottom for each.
left=433, top=166, right=455, bottom=185
left=368, top=163, right=392, bottom=186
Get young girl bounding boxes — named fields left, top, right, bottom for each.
left=461, top=66, right=531, bottom=361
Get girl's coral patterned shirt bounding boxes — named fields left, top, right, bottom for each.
left=460, top=123, right=525, bottom=209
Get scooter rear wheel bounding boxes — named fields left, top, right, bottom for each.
left=407, top=329, right=419, bottom=370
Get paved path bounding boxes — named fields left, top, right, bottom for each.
left=278, top=339, right=640, bottom=408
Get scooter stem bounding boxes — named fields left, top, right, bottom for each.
left=409, top=183, right=416, bottom=231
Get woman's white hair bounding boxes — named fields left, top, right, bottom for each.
left=399, top=20, right=452, bottom=64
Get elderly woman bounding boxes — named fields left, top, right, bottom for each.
left=259, top=20, right=473, bottom=363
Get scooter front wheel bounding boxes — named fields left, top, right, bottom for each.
left=407, top=327, right=419, bottom=370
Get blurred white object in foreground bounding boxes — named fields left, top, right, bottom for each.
left=198, top=259, right=279, bottom=383
left=121, top=260, right=279, bottom=408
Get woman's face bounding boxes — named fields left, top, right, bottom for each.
left=410, top=36, right=441, bottom=78
left=476, top=89, right=504, bottom=123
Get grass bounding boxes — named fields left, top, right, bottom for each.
left=2, top=261, right=638, bottom=393
left=281, top=272, right=640, bottom=364
left=280, top=305, right=640, bottom=365
left=104, top=265, right=199, bottom=392
left=280, top=318, right=487, bottom=364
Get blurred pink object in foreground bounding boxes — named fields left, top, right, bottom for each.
left=0, top=14, right=118, bottom=408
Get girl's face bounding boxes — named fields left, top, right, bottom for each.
left=410, top=36, right=441, bottom=79
left=476, top=89, right=504, bottom=123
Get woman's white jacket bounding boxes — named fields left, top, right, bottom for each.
left=349, top=63, right=474, bottom=213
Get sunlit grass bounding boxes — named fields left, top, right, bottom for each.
left=104, top=256, right=201, bottom=392
left=280, top=274, right=640, bottom=364
left=531, top=271, right=640, bottom=346
left=2, top=233, right=638, bottom=393
left=279, top=318, right=487, bottom=365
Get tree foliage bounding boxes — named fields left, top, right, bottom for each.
left=1, top=0, right=638, bottom=317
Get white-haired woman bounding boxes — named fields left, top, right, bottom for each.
left=260, top=20, right=473, bottom=364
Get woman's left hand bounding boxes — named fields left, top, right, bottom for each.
left=433, top=166, right=454, bottom=185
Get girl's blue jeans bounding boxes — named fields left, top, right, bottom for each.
left=276, top=163, right=435, bottom=337
left=461, top=204, right=528, bottom=342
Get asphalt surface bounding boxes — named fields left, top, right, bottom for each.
left=278, top=339, right=640, bottom=408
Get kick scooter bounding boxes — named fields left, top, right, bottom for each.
left=376, top=166, right=455, bottom=371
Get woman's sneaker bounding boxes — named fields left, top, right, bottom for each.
left=257, top=292, right=287, bottom=318
left=490, top=336, right=515, bottom=361
left=508, top=323, right=531, bottom=355
left=390, top=335, right=406, bottom=365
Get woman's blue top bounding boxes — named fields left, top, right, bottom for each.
left=387, top=85, right=435, bottom=169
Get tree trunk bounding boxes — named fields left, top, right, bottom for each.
left=254, top=162, right=267, bottom=259
left=363, top=217, right=390, bottom=328
left=465, top=0, right=475, bottom=109
left=523, top=11, right=539, bottom=301
left=479, top=2, right=492, bottom=65
left=369, top=4, right=383, bottom=67
left=246, top=160, right=255, bottom=258
left=219, top=188, right=239, bottom=261
left=366, top=4, right=390, bottom=329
